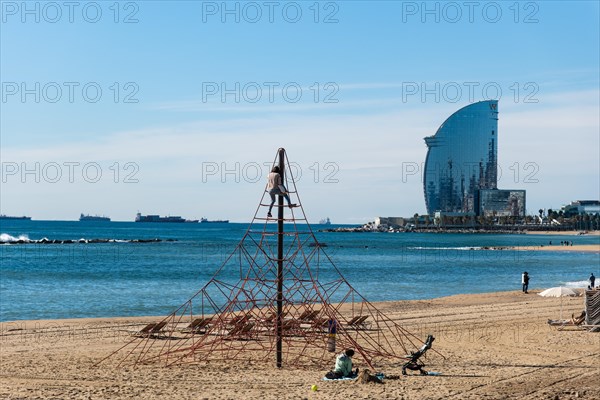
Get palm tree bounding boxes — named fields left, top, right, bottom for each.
left=478, top=215, right=486, bottom=228
left=574, top=215, right=582, bottom=230
left=583, top=213, right=591, bottom=230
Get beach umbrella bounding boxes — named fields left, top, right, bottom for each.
left=539, top=286, right=577, bottom=319
left=538, top=287, right=577, bottom=297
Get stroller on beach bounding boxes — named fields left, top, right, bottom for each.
left=402, top=334, right=435, bottom=375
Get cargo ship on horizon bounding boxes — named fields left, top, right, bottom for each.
left=0, top=215, right=32, bottom=220
left=200, top=217, right=229, bottom=223
left=79, top=214, right=111, bottom=222
left=135, top=213, right=198, bottom=223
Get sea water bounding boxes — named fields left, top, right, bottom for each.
left=1, top=220, right=598, bottom=322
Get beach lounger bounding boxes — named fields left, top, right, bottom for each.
left=311, top=317, right=329, bottom=329
left=282, top=319, right=301, bottom=329
left=548, top=311, right=586, bottom=329
left=263, top=312, right=276, bottom=323
left=345, top=315, right=370, bottom=330
left=296, top=309, right=319, bottom=321
left=134, top=323, right=157, bottom=336
left=547, top=319, right=570, bottom=326
left=133, top=321, right=167, bottom=338
left=298, top=310, right=313, bottom=320
left=180, top=317, right=212, bottom=334
left=286, top=319, right=304, bottom=334
left=269, top=319, right=302, bottom=336
left=303, top=310, right=320, bottom=321
left=354, top=315, right=370, bottom=329
left=261, top=311, right=287, bottom=326
left=228, top=314, right=250, bottom=326
left=228, top=322, right=256, bottom=338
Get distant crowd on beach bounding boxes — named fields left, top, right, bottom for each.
left=547, top=240, right=574, bottom=246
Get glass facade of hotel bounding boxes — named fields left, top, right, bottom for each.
left=423, top=100, right=499, bottom=215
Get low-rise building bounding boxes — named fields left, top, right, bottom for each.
left=561, top=200, right=600, bottom=217
left=374, top=217, right=406, bottom=228
left=477, top=189, right=526, bottom=217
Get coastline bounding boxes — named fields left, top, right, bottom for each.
left=324, top=226, right=600, bottom=235
left=1, top=291, right=598, bottom=399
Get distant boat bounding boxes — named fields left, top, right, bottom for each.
left=0, top=214, right=31, bottom=220
left=79, top=213, right=111, bottom=222
left=319, top=217, right=331, bottom=225
left=200, top=217, right=229, bottom=223
left=135, top=213, right=197, bottom=223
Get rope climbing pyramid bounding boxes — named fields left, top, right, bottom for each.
left=103, top=148, right=427, bottom=369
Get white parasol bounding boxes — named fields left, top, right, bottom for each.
left=538, top=286, right=578, bottom=319
left=538, top=287, right=577, bottom=297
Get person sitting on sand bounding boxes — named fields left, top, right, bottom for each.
left=266, top=166, right=297, bottom=218
left=325, top=349, right=357, bottom=379
left=335, top=348, right=357, bottom=376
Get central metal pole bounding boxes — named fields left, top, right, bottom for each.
left=276, top=148, right=285, bottom=368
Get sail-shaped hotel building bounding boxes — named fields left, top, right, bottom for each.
left=423, top=100, right=525, bottom=217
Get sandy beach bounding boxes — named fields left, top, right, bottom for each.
left=1, top=291, right=598, bottom=400
left=522, top=230, right=600, bottom=254
left=515, top=244, right=600, bottom=253
left=526, top=231, right=600, bottom=236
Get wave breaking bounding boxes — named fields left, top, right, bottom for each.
left=0, top=233, right=176, bottom=245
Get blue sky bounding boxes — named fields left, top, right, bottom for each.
left=1, top=1, right=599, bottom=222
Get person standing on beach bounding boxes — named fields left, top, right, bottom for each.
left=590, top=273, right=596, bottom=289
left=522, top=272, right=529, bottom=294
left=266, top=166, right=297, bottom=218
